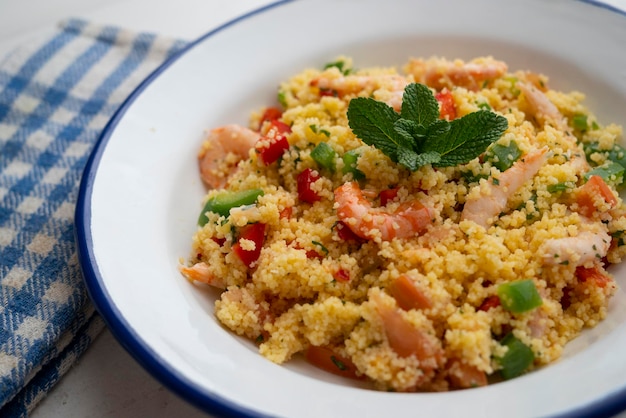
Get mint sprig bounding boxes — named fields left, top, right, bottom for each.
left=347, top=83, right=508, bottom=171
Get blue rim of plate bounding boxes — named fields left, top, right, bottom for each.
left=74, top=1, right=626, bottom=417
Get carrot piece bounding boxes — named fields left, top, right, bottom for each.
left=305, top=345, right=362, bottom=380
left=387, top=274, right=432, bottom=311
left=576, top=175, right=617, bottom=217
left=447, top=358, right=488, bottom=389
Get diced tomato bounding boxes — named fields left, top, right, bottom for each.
left=305, top=345, right=362, bottom=379
left=319, top=88, right=337, bottom=97
left=379, top=187, right=399, bottom=206
left=576, top=265, right=613, bottom=288
left=576, top=175, right=617, bottom=217
left=334, top=221, right=362, bottom=242
left=232, top=223, right=266, bottom=268
left=387, top=275, right=432, bottom=311
left=259, top=107, right=282, bottom=127
left=478, top=295, right=501, bottom=311
left=333, top=268, right=351, bottom=282
left=435, top=89, right=457, bottom=120
left=297, top=168, right=322, bottom=203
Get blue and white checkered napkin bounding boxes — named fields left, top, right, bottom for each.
left=0, top=19, right=186, bottom=417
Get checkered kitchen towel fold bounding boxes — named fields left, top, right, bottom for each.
left=0, top=19, right=186, bottom=417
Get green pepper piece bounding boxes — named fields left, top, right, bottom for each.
left=341, top=150, right=365, bottom=180
left=198, top=189, right=264, bottom=226
left=311, top=142, right=337, bottom=172
left=497, top=279, right=542, bottom=313
left=486, top=141, right=522, bottom=172
left=572, top=114, right=588, bottom=131
left=497, top=333, right=535, bottom=380
left=583, top=161, right=625, bottom=185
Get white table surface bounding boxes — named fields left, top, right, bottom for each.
left=1, top=0, right=625, bottom=417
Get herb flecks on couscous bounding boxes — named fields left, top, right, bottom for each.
left=181, top=56, right=626, bottom=392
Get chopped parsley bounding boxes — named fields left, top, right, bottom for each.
left=331, top=355, right=348, bottom=371
left=311, top=240, right=329, bottom=255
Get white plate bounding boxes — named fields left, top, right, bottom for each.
left=75, top=1, right=626, bottom=417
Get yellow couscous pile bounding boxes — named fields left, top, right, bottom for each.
left=181, top=56, right=626, bottom=391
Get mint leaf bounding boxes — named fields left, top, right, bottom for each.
left=402, top=150, right=441, bottom=170
left=397, top=147, right=421, bottom=170
left=393, top=119, right=423, bottom=146
left=347, top=97, right=411, bottom=162
left=347, top=82, right=508, bottom=171
left=425, top=119, right=451, bottom=141
left=401, top=83, right=439, bottom=127
left=423, top=110, right=508, bottom=166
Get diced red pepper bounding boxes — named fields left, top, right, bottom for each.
left=560, top=286, right=573, bottom=310
left=335, top=221, right=362, bottom=242
left=576, top=265, right=613, bottom=288
left=333, top=268, right=351, bottom=282
left=435, top=89, right=457, bottom=120
left=279, top=206, right=293, bottom=219
left=259, top=107, right=282, bottom=127
left=297, top=168, right=322, bottom=203
left=256, top=135, right=289, bottom=165
left=379, top=188, right=399, bottom=206
left=256, top=120, right=291, bottom=165
left=211, top=237, right=226, bottom=247
left=268, top=119, right=291, bottom=135
left=478, top=295, right=501, bottom=311
left=575, top=175, right=617, bottom=217
left=305, top=248, right=324, bottom=259
left=232, top=223, right=266, bottom=268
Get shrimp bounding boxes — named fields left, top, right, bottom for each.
left=539, top=229, right=611, bottom=267
left=405, top=56, right=508, bottom=91
left=198, top=124, right=260, bottom=189
left=179, top=261, right=226, bottom=289
left=517, top=82, right=590, bottom=174
left=311, top=74, right=409, bottom=111
left=517, top=82, right=568, bottom=131
left=216, top=286, right=274, bottom=341
left=370, top=290, right=444, bottom=373
left=461, top=147, right=549, bottom=228
left=334, top=182, right=434, bottom=242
